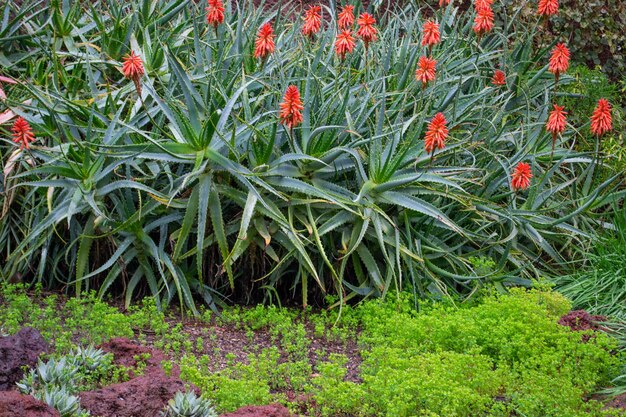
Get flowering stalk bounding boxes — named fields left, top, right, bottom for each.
left=415, top=56, right=436, bottom=89
left=424, top=112, right=448, bottom=162
left=337, top=5, right=354, bottom=31
left=511, top=162, right=532, bottom=192
left=302, top=6, right=322, bottom=40
left=122, top=51, right=145, bottom=96
left=11, top=117, right=36, bottom=150
left=546, top=104, right=567, bottom=156
left=548, top=43, right=569, bottom=85
left=279, top=85, right=304, bottom=138
left=356, top=13, right=377, bottom=52
left=206, top=0, right=225, bottom=35
left=590, top=99, right=612, bottom=138
left=254, top=22, right=275, bottom=64
left=422, top=20, right=440, bottom=56
left=335, top=30, right=356, bottom=61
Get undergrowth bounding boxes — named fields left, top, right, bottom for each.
left=1, top=283, right=624, bottom=416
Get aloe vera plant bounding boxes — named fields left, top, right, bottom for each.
left=0, top=0, right=621, bottom=310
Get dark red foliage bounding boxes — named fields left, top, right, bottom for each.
left=0, top=391, right=60, bottom=417
left=558, top=310, right=607, bottom=342
left=0, top=328, right=49, bottom=391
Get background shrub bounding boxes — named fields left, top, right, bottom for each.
left=549, top=0, right=626, bottom=81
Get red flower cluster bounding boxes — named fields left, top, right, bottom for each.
left=122, top=51, right=145, bottom=95
left=415, top=56, right=436, bottom=88
left=254, top=23, right=275, bottom=59
left=421, top=20, right=440, bottom=49
left=473, top=5, right=494, bottom=36
left=511, top=162, right=533, bottom=191
left=338, top=5, right=355, bottom=30
left=537, top=0, right=559, bottom=17
left=546, top=104, right=567, bottom=151
left=122, top=51, right=144, bottom=80
left=302, top=5, right=322, bottom=38
left=511, top=162, right=532, bottom=191
left=206, top=0, right=225, bottom=29
left=335, top=30, right=356, bottom=60
left=12, top=117, right=36, bottom=150
left=548, top=43, right=570, bottom=82
left=424, top=112, right=448, bottom=154
left=491, top=69, right=506, bottom=86
left=590, top=99, right=612, bottom=137
left=279, top=85, right=304, bottom=129
left=356, top=13, right=377, bottom=49
left=474, top=0, right=493, bottom=10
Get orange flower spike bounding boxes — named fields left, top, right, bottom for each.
left=439, top=0, right=451, bottom=7
left=302, top=5, right=322, bottom=39
left=122, top=51, right=145, bottom=95
left=424, top=112, right=448, bottom=155
left=279, top=85, right=304, bottom=130
left=206, top=0, right=225, bottom=29
left=473, top=5, right=494, bottom=36
left=415, top=56, right=436, bottom=88
left=511, top=162, right=533, bottom=191
left=537, top=0, right=559, bottom=17
left=254, top=23, right=275, bottom=60
left=421, top=20, right=441, bottom=50
left=548, top=43, right=570, bottom=82
left=474, top=0, right=493, bottom=10
left=356, top=13, right=377, bottom=49
left=337, top=5, right=355, bottom=30
left=491, top=70, right=506, bottom=86
left=335, top=30, right=356, bottom=60
left=546, top=104, right=567, bottom=152
left=11, top=117, right=36, bottom=150
left=590, top=98, right=612, bottom=137
left=122, top=51, right=144, bottom=80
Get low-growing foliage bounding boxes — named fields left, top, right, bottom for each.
left=2, top=283, right=624, bottom=415
left=177, top=288, right=625, bottom=416
left=163, top=391, right=218, bottom=417
left=0, top=282, right=163, bottom=352
left=17, top=347, right=114, bottom=417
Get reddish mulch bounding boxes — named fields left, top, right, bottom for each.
left=98, top=337, right=174, bottom=377
left=0, top=327, right=49, bottom=391
left=0, top=391, right=60, bottom=417
left=170, top=315, right=363, bottom=382
left=606, top=393, right=626, bottom=410
left=220, top=404, right=293, bottom=417
left=78, top=338, right=196, bottom=417
left=79, top=374, right=189, bottom=417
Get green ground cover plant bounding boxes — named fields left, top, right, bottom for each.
left=0, top=0, right=623, bottom=311
left=2, top=283, right=624, bottom=416
left=177, top=288, right=625, bottom=416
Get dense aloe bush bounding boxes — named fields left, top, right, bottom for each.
left=0, top=0, right=622, bottom=309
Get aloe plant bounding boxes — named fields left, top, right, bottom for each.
left=0, top=0, right=621, bottom=310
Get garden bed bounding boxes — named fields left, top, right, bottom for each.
left=1, top=284, right=625, bottom=417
